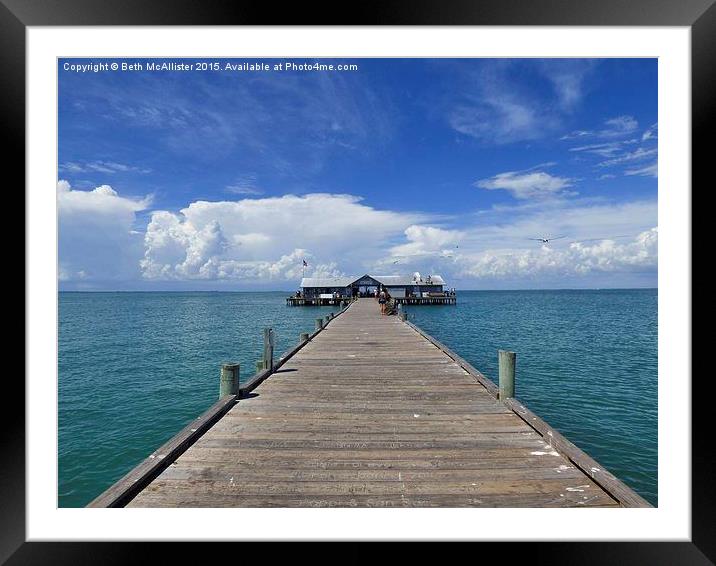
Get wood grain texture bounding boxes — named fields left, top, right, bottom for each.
left=124, top=298, right=633, bottom=508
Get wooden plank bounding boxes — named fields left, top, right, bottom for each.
left=134, top=477, right=611, bottom=497
left=155, top=465, right=587, bottom=482
left=174, top=447, right=570, bottom=464
left=128, top=492, right=617, bottom=508
left=173, top=451, right=582, bottom=469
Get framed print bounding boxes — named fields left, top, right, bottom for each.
left=10, top=0, right=710, bottom=562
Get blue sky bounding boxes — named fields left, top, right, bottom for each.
left=58, top=58, right=657, bottom=290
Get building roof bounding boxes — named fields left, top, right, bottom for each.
left=370, top=274, right=445, bottom=286
left=300, top=274, right=445, bottom=288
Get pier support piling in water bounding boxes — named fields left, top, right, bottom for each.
left=498, top=350, right=516, bottom=400
left=263, top=328, right=274, bottom=372
left=219, top=363, right=240, bottom=398
left=316, top=318, right=323, bottom=331
left=300, top=332, right=310, bottom=343
left=256, top=360, right=264, bottom=372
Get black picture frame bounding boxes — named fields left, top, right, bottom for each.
left=8, top=0, right=708, bottom=563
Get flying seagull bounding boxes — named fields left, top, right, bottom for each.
left=528, top=236, right=566, bottom=244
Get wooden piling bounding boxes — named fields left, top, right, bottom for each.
left=263, top=328, right=274, bottom=372
left=316, top=318, right=323, bottom=331
left=498, top=350, right=516, bottom=400
left=219, top=363, right=239, bottom=398
left=256, top=360, right=264, bottom=372
left=300, top=332, right=310, bottom=342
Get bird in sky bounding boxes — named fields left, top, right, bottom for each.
left=528, top=236, right=566, bottom=244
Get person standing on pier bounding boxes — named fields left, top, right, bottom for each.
left=379, top=287, right=386, bottom=315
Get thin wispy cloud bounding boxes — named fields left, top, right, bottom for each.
left=565, top=117, right=658, bottom=179
left=59, top=161, right=151, bottom=174
left=561, top=115, right=639, bottom=140
left=598, top=147, right=658, bottom=168
left=449, top=95, right=546, bottom=145
left=446, top=60, right=596, bottom=144
left=225, top=186, right=263, bottom=196
left=601, top=115, right=639, bottom=137
left=225, top=174, right=264, bottom=196
left=625, top=162, right=658, bottom=177
left=569, top=139, right=638, bottom=158
left=536, top=59, right=598, bottom=112
left=69, top=60, right=394, bottom=177
left=642, top=123, right=658, bottom=141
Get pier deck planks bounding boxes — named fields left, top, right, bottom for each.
left=128, top=298, right=620, bottom=508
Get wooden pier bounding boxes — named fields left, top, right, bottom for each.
left=90, top=298, right=650, bottom=508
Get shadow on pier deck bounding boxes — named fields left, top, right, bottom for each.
left=93, top=298, right=649, bottom=508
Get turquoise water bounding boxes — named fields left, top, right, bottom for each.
left=58, top=290, right=657, bottom=507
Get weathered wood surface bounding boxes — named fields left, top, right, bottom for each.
left=127, top=298, right=629, bottom=508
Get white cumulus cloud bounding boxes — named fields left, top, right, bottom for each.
left=475, top=169, right=576, bottom=200
left=140, top=193, right=424, bottom=281
left=58, top=180, right=151, bottom=282
left=457, top=228, right=657, bottom=280
left=390, top=225, right=464, bottom=258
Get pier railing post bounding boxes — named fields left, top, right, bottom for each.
left=498, top=350, right=516, bottom=400
left=316, top=318, right=323, bottom=331
left=263, top=328, right=274, bottom=371
left=219, top=363, right=240, bottom=398
left=300, top=332, right=310, bottom=343
left=397, top=304, right=407, bottom=321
